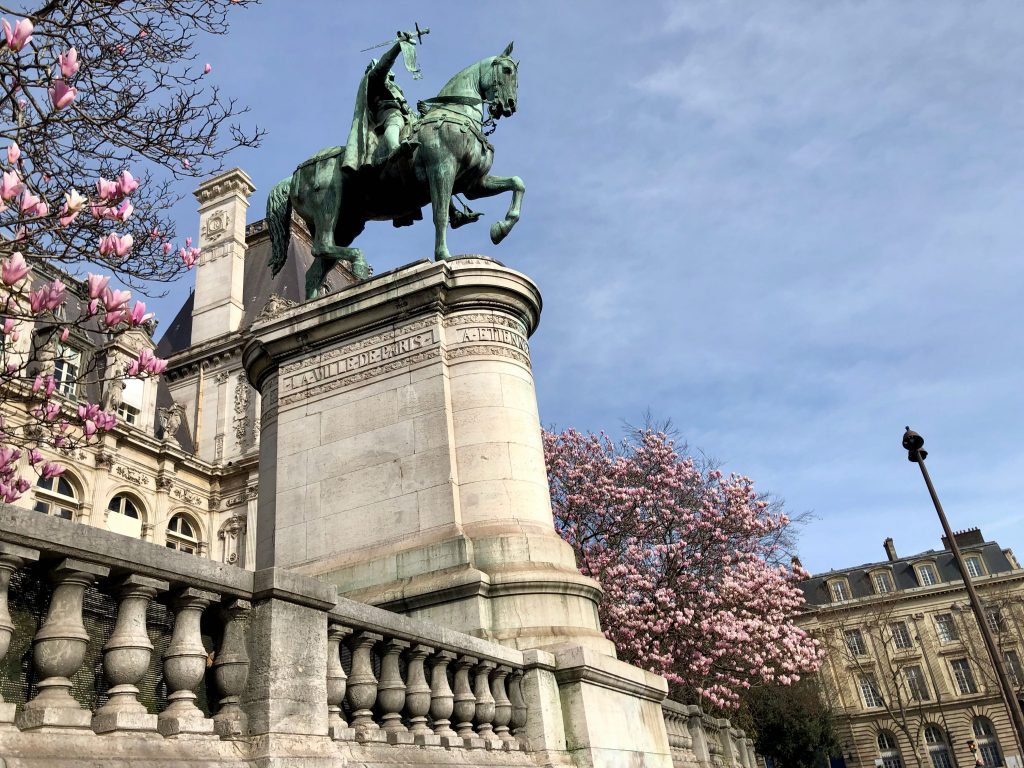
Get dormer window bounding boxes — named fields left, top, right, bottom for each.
left=915, top=562, right=938, bottom=586
left=829, top=578, right=851, bottom=602
left=53, top=344, right=81, bottom=397
left=964, top=554, right=985, bottom=579
left=872, top=570, right=895, bottom=594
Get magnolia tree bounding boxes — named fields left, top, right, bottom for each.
left=543, top=427, right=824, bottom=709
left=0, top=0, right=260, bottom=501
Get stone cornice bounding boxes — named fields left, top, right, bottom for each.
left=193, top=167, right=255, bottom=205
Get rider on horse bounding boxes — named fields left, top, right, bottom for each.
left=343, top=33, right=420, bottom=171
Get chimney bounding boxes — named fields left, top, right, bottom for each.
left=883, top=537, right=898, bottom=562
left=941, top=527, right=984, bottom=551
left=190, top=168, right=256, bottom=345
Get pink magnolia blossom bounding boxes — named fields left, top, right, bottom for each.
left=180, top=246, right=200, bottom=268
left=40, top=462, right=64, bottom=480
left=64, top=188, right=86, bottom=213
left=48, top=80, right=77, bottom=110
left=161, top=242, right=173, bottom=255
left=116, top=170, right=138, bottom=196
left=59, top=326, right=69, bottom=342
left=127, top=300, right=152, bottom=326
left=58, top=47, right=79, bottom=78
left=86, top=273, right=109, bottom=299
left=99, top=232, right=132, bottom=257
left=2, top=18, right=33, bottom=52
left=203, top=63, right=212, bottom=75
left=18, top=189, right=40, bottom=214
left=126, top=348, right=166, bottom=376
left=28, top=279, right=65, bottom=313
left=6, top=141, right=19, bottom=165
left=0, top=170, right=22, bottom=201
left=114, top=199, right=133, bottom=221
left=1, top=251, right=29, bottom=285
left=95, top=177, right=119, bottom=201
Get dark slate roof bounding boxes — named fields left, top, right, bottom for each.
left=799, top=539, right=1016, bottom=607
left=156, top=219, right=357, bottom=358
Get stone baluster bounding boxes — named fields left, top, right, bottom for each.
left=212, top=599, right=250, bottom=738
left=18, top=558, right=109, bottom=730
left=429, top=650, right=458, bottom=745
left=507, top=669, right=527, bottom=745
left=452, top=655, right=478, bottom=743
left=491, top=665, right=514, bottom=746
left=346, top=631, right=384, bottom=742
left=93, top=574, right=168, bottom=733
left=404, top=644, right=434, bottom=744
left=473, top=659, right=497, bottom=744
left=0, top=544, right=38, bottom=724
left=158, top=587, right=218, bottom=736
left=378, top=638, right=413, bottom=744
left=326, top=623, right=352, bottom=740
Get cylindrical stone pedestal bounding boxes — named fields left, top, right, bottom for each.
left=243, top=256, right=612, bottom=654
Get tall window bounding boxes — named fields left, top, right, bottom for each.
left=973, top=717, right=1003, bottom=767
left=985, top=608, right=1006, bottom=634
left=33, top=475, right=77, bottom=520
left=860, top=674, right=884, bottom=708
left=904, top=665, right=930, bottom=701
left=845, top=629, right=867, bottom=656
left=925, top=726, right=953, bottom=768
left=116, top=377, right=144, bottom=426
left=874, top=571, right=895, bottom=594
left=891, top=621, right=914, bottom=650
left=107, top=494, right=140, bottom=518
left=53, top=344, right=81, bottom=398
left=935, top=614, right=960, bottom=643
left=917, top=563, right=939, bottom=586
left=950, top=658, right=978, bottom=694
left=1004, top=650, right=1023, bottom=687
left=964, top=555, right=985, bottom=578
left=167, top=514, right=200, bottom=554
left=878, top=731, right=905, bottom=768
left=830, top=580, right=850, bottom=602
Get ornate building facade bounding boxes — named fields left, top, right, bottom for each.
left=8, top=168, right=358, bottom=570
left=799, top=529, right=1024, bottom=768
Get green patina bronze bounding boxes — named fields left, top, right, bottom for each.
left=267, top=30, right=523, bottom=299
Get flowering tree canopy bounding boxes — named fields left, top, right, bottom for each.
left=543, top=427, right=823, bottom=709
left=0, top=1, right=257, bottom=501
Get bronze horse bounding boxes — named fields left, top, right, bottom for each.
left=266, top=42, right=523, bottom=299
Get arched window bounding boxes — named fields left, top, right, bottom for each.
left=33, top=475, right=78, bottom=520
left=167, top=514, right=200, bottom=555
left=973, top=717, right=1003, bottom=767
left=878, top=731, right=905, bottom=768
left=107, top=494, right=140, bottom=518
left=925, top=725, right=953, bottom=768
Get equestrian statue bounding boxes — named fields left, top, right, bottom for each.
left=266, top=28, right=523, bottom=299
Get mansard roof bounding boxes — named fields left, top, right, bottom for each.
left=799, top=536, right=1017, bottom=607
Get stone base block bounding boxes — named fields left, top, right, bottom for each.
left=213, top=715, right=247, bottom=739
left=438, top=734, right=463, bottom=749
left=386, top=730, right=416, bottom=745
left=157, top=714, right=216, bottom=737
left=92, top=710, right=158, bottom=733
left=0, top=701, right=15, bottom=724
left=17, top=705, right=92, bottom=730
left=329, top=724, right=356, bottom=741
left=414, top=732, right=442, bottom=747
left=464, top=736, right=486, bottom=749
left=356, top=728, right=388, bottom=744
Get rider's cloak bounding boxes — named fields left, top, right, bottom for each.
left=341, top=68, right=379, bottom=172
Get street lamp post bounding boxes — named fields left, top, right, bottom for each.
left=902, top=427, right=1024, bottom=758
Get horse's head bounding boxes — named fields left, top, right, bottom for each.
left=483, top=42, right=518, bottom=119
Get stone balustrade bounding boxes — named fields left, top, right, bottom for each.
left=662, top=700, right=761, bottom=768
left=0, top=505, right=537, bottom=766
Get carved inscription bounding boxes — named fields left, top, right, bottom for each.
left=451, top=325, right=529, bottom=352
left=114, top=464, right=149, bottom=487
left=280, top=327, right=437, bottom=404
left=446, top=320, right=532, bottom=369
left=171, top=487, right=203, bottom=507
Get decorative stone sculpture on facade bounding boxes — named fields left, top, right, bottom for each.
left=266, top=29, right=524, bottom=298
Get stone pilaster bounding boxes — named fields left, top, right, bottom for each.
left=191, top=168, right=256, bottom=345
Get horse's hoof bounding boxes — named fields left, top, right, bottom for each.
left=490, top=221, right=509, bottom=244
left=349, top=258, right=370, bottom=280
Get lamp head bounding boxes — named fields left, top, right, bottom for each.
left=903, top=426, right=928, bottom=461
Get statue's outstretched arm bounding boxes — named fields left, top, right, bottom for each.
left=368, top=40, right=404, bottom=82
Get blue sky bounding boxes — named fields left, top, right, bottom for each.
left=148, top=1, right=1024, bottom=575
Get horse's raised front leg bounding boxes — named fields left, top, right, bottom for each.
left=464, top=174, right=526, bottom=245
left=426, top=159, right=456, bottom=260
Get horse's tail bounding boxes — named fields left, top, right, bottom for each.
left=266, top=177, right=292, bottom=276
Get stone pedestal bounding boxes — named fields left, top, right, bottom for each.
left=243, top=256, right=612, bottom=654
